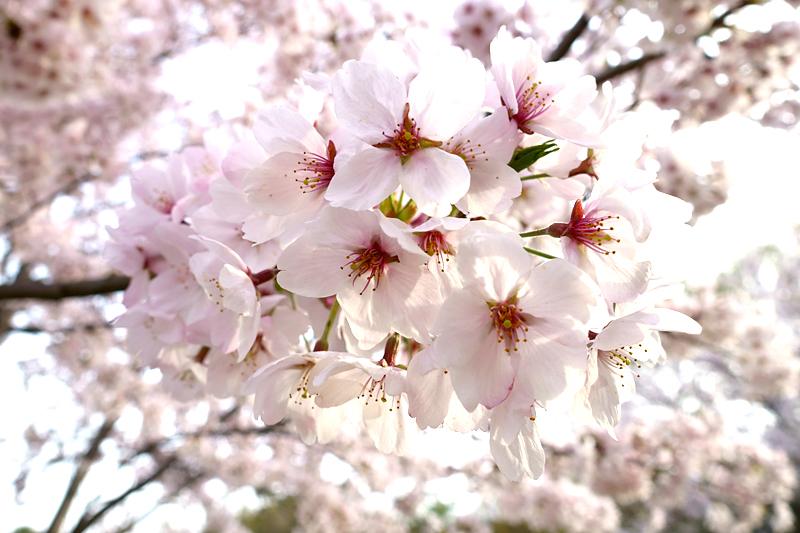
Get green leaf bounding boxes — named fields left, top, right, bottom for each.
left=508, top=140, right=559, bottom=172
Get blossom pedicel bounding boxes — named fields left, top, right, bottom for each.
left=111, top=27, right=700, bottom=480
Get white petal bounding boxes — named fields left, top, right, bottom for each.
left=332, top=60, right=407, bottom=144
left=253, top=107, right=326, bottom=156
left=400, top=148, right=471, bottom=216
left=325, top=148, right=400, bottom=211
left=219, top=265, right=256, bottom=315
left=489, top=418, right=545, bottom=481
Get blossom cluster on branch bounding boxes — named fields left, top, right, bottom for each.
left=107, top=26, right=704, bottom=481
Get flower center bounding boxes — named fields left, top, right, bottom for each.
left=359, top=375, right=403, bottom=412
left=341, top=242, right=399, bottom=295
left=288, top=362, right=315, bottom=403
left=599, top=344, right=646, bottom=384
left=550, top=200, right=622, bottom=256
left=512, top=76, right=554, bottom=134
left=295, top=140, right=336, bottom=193
left=489, top=299, right=529, bottom=353
left=374, top=103, right=442, bottom=164
left=415, top=230, right=454, bottom=272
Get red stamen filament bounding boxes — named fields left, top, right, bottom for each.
left=513, top=76, right=554, bottom=134
left=294, top=141, right=336, bottom=193
left=340, top=243, right=398, bottom=295
left=417, top=230, right=453, bottom=272
left=490, top=301, right=529, bottom=353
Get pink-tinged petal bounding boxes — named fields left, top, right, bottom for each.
left=400, top=148, right=471, bottom=216
left=434, top=289, right=492, bottom=368
left=221, top=138, right=265, bottom=186
left=209, top=177, right=255, bottom=223
left=592, top=186, right=647, bottom=242
left=241, top=213, right=288, bottom=244
left=587, top=252, right=651, bottom=303
left=490, top=27, right=542, bottom=117
left=374, top=264, right=440, bottom=345
left=457, top=163, right=521, bottom=216
left=338, top=290, right=394, bottom=350
left=219, top=265, right=256, bottom=316
left=248, top=360, right=304, bottom=425
left=490, top=388, right=535, bottom=445
left=589, top=350, right=636, bottom=435
left=541, top=177, right=586, bottom=200
left=192, top=235, right=248, bottom=272
left=449, top=332, right=516, bottom=411
left=647, top=308, right=702, bottom=334
left=489, top=418, right=545, bottom=481
left=149, top=269, right=205, bottom=318
left=593, top=319, right=649, bottom=351
left=244, top=152, right=318, bottom=216
left=253, top=107, right=327, bottom=156
left=537, top=61, right=593, bottom=113
left=516, top=317, right=589, bottom=405
left=276, top=237, right=348, bottom=297
left=521, top=258, right=601, bottom=323
left=304, top=206, right=382, bottom=251
left=324, top=148, right=400, bottom=211
left=446, top=401, right=490, bottom=433
left=408, top=52, right=485, bottom=140
left=363, top=393, right=418, bottom=455
left=210, top=309, right=242, bottom=355
left=332, top=60, right=407, bottom=144
left=406, top=346, right=453, bottom=429
left=314, top=405, right=354, bottom=445
left=236, top=310, right=260, bottom=361
left=457, top=234, right=532, bottom=303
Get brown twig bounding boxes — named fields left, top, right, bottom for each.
left=0, top=274, right=130, bottom=301
left=46, top=416, right=118, bottom=533
left=548, top=13, right=590, bottom=62
left=593, top=52, right=666, bottom=85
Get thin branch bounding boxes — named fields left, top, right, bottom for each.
left=46, top=416, right=118, bottom=533
left=593, top=52, right=666, bottom=85
left=0, top=274, right=130, bottom=301
left=70, top=454, right=179, bottom=533
left=705, top=0, right=763, bottom=34
left=1, top=175, right=89, bottom=234
left=548, top=13, right=591, bottom=62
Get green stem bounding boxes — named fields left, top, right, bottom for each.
left=524, top=247, right=556, bottom=260
left=520, top=227, right=552, bottom=238
left=520, top=173, right=550, bottom=181
left=314, top=299, right=340, bottom=351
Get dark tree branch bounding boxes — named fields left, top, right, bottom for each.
left=593, top=52, right=666, bottom=85
left=0, top=274, right=130, bottom=301
left=46, top=416, right=118, bottom=533
left=70, top=454, right=179, bottom=533
left=1, top=175, right=89, bottom=234
left=706, top=0, right=763, bottom=34
left=548, top=13, right=591, bottom=62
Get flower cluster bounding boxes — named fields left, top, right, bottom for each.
left=109, top=27, right=700, bottom=480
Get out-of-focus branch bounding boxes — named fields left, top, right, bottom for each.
left=593, top=52, right=666, bottom=84
left=46, top=416, right=118, bottom=533
left=548, top=13, right=590, bottom=62
left=0, top=274, right=130, bottom=301
left=1, top=175, right=88, bottom=233
left=73, top=422, right=284, bottom=532
left=706, top=0, right=763, bottom=34
left=70, top=453, right=179, bottom=533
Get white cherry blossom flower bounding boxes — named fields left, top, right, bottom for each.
left=435, top=233, right=604, bottom=413
left=490, top=27, right=601, bottom=147
left=325, top=55, right=485, bottom=216
left=277, top=206, right=441, bottom=349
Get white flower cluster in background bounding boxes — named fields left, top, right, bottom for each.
left=108, top=27, right=701, bottom=480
